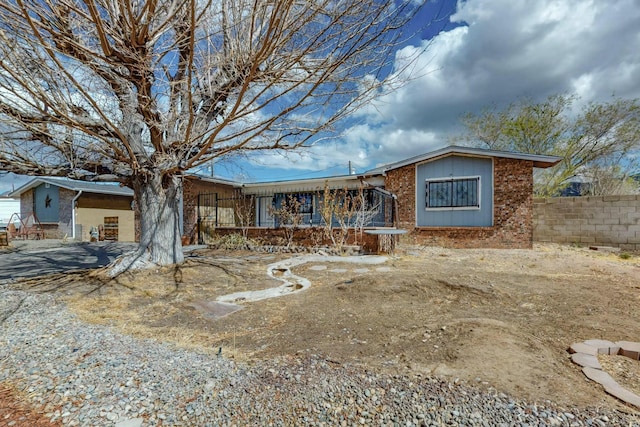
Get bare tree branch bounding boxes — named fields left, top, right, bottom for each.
left=0, top=0, right=430, bottom=267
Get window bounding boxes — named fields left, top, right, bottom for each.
left=274, top=193, right=313, bottom=214
left=294, top=193, right=313, bottom=214
left=426, top=176, right=480, bottom=209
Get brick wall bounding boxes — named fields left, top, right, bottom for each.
left=211, top=227, right=379, bottom=253
left=384, top=166, right=415, bottom=229
left=533, top=195, right=640, bottom=250
left=384, top=157, right=534, bottom=249
left=20, top=190, right=34, bottom=219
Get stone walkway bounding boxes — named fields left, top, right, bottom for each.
left=216, top=254, right=388, bottom=304
left=569, top=339, right=640, bottom=408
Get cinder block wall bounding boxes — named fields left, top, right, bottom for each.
left=385, top=157, right=534, bottom=249
left=533, top=195, right=640, bottom=250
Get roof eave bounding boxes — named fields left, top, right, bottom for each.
left=365, top=146, right=562, bottom=174
left=531, top=159, right=562, bottom=168
left=7, top=177, right=133, bottom=197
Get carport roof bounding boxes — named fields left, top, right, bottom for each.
left=8, top=176, right=134, bottom=197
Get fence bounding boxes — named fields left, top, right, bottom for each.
left=197, top=189, right=395, bottom=245
left=533, top=195, right=640, bottom=250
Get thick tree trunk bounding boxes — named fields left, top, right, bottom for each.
left=107, top=173, right=184, bottom=276
left=135, top=173, right=185, bottom=265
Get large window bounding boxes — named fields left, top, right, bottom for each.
left=426, top=176, right=480, bottom=209
left=274, top=193, right=313, bottom=214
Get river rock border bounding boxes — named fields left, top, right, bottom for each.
left=206, top=243, right=363, bottom=256
left=569, top=339, right=640, bottom=408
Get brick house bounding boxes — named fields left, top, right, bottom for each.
left=188, top=146, right=560, bottom=249
left=361, top=146, right=561, bottom=248
left=9, top=146, right=560, bottom=249
left=8, top=177, right=135, bottom=241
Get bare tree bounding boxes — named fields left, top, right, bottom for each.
left=316, top=182, right=360, bottom=249
left=232, top=189, right=254, bottom=240
left=270, top=194, right=304, bottom=248
left=352, top=186, right=382, bottom=241
left=0, top=0, right=426, bottom=272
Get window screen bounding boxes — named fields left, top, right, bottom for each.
left=426, top=177, right=480, bottom=208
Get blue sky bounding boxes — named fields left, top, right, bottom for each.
left=222, top=0, right=640, bottom=182
left=2, top=0, right=640, bottom=193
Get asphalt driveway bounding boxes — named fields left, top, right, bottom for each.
left=0, top=241, right=136, bottom=280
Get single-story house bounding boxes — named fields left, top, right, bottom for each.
left=186, top=146, right=561, bottom=249
left=8, top=177, right=135, bottom=242
left=7, top=146, right=561, bottom=249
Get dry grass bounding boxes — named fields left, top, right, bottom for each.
left=59, top=254, right=286, bottom=360
left=9, top=244, right=640, bottom=410
left=598, top=354, right=640, bottom=398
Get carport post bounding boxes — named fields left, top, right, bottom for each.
left=71, top=190, right=83, bottom=240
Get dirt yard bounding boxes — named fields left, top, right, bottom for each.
left=14, top=243, right=640, bottom=413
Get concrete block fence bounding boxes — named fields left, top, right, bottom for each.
left=533, top=195, right=640, bottom=251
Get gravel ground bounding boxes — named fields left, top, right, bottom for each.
left=1, top=288, right=639, bottom=427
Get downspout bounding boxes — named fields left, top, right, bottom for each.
left=71, top=190, right=82, bottom=240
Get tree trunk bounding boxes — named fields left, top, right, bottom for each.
left=106, top=173, right=184, bottom=276
left=134, top=173, right=185, bottom=266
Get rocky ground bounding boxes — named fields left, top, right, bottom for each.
left=1, top=242, right=640, bottom=426
left=1, top=289, right=638, bottom=426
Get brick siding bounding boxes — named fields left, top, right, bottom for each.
left=384, top=157, right=534, bottom=249
left=384, top=166, right=415, bottom=230
left=20, top=190, right=34, bottom=219
left=212, top=227, right=379, bottom=253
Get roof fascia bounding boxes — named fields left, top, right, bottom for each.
left=8, top=177, right=133, bottom=198
left=367, top=146, right=562, bottom=173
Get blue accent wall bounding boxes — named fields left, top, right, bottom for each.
left=34, top=183, right=60, bottom=223
left=416, top=156, right=493, bottom=227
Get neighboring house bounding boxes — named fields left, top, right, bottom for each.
left=0, top=194, right=20, bottom=230
left=187, top=146, right=561, bottom=249
left=8, top=177, right=135, bottom=242
left=558, top=176, right=591, bottom=197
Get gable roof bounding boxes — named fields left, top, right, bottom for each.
left=8, top=176, right=134, bottom=198
left=362, top=145, right=562, bottom=176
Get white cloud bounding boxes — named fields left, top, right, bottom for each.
left=243, top=0, right=640, bottom=179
